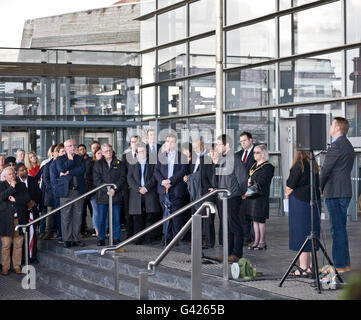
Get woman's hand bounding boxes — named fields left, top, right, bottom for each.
left=285, top=186, right=293, bottom=199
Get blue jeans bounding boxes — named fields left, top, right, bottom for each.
left=97, top=203, right=121, bottom=241
left=325, top=198, right=351, bottom=268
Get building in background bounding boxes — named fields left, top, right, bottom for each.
left=1, top=0, right=361, bottom=222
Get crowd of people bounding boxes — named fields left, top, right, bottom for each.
left=0, top=117, right=355, bottom=277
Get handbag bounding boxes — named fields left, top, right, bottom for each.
left=245, top=181, right=261, bottom=198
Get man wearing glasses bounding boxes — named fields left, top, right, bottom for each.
left=54, top=139, right=87, bottom=248
left=93, top=143, right=125, bottom=246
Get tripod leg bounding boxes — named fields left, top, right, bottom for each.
left=311, top=237, right=321, bottom=293
left=279, top=237, right=311, bottom=287
left=315, top=238, right=344, bottom=283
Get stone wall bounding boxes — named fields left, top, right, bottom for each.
left=21, top=2, right=140, bottom=51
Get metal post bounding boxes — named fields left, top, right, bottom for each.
left=191, top=214, right=202, bottom=300
left=113, top=253, right=119, bottom=294
left=23, top=227, right=29, bottom=284
left=216, top=0, right=224, bottom=134
left=222, top=197, right=229, bottom=280
left=107, top=186, right=113, bottom=247
left=139, top=272, right=149, bottom=300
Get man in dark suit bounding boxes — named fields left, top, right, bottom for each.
left=146, top=128, right=162, bottom=165
left=0, top=167, right=30, bottom=275
left=184, top=138, right=214, bottom=247
left=49, top=143, right=66, bottom=243
left=54, top=139, right=87, bottom=248
left=122, top=135, right=140, bottom=238
left=215, top=134, right=248, bottom=262
left=235, top=132, right=256, bottom=246
left=320, top=117, right=355, bottom=273
left=154, top=133, right=187, bottom=244
left=127, top=142, right=161, bottom=244
left=15, top=163, right=42, bottom=264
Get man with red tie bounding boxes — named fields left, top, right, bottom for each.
left=235, top=132, right=256, bottom=246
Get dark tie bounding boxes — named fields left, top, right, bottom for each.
left=242, top=150, right=248, bottom=163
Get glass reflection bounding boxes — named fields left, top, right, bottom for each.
left=141, top=17, right=156, bottom=50
left=158, top=6, right=186, bottom=45
left=142, top=51, right=156, bottom=84
left=347, top=0, right=361, bottom=44
left=158, top=81, right=185, bottom=116
left=189, top=75, right=216, bottom=114
left=279, top=53, right=342, bottom=105
left=158, top=44, right=186, bottom=81
left=226, top=19, right=276, bottom=68
left=189, top=36, right=216, bottom=75
left=226, top=0, right=275, bottom=26
left=281, top=2, right=342, bottom=55
left=347, top=48, right=361, bottom=96
left=225, top=64, right=276, bottom=110
left=189, top=0, right=216, bottom=36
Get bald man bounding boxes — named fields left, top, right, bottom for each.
left=54, top=139, right=87, bottom=248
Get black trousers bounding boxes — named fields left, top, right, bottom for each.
left=227, top=196, right=244, bottom=259
left=131, top=197, right=163, bottom=241
left=240, top=200, right=254, bottom=243
left=159, top=195, right=184, bottom=241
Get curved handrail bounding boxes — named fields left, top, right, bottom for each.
left=15, top=183, right=117, bottom=231
left=101, top=188, right=231, bottom=255
left=147, top=201, right=217, bottom=274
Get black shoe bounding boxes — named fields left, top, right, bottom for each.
left=29, top=258, right=39, bottom=264
left=72, top=241, right=86, bottom=247
left=113, top=239, right=121, bottom=245
left=63, top=241, right=72, bottom=248
left=97, top=240, right=105, bottom=246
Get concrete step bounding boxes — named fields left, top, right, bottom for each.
left=37, top=240, right=286, bottom=300
left=37, top=250, right=191, bottom=300
left=36, top=266, right=130, bottom=300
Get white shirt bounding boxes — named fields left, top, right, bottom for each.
left=242, top=145, right=254, bottom=162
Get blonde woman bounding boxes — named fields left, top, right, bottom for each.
left=25, top=151, right=41, bottom=177
left=244, top=144, right=274, bottom=250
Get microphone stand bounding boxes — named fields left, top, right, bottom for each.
left=279, top=150, right=343, bottom=293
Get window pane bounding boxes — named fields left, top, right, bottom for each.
left=225, top=64, right=276, bottom=110
left=347, top=48, right=361, bottom=97
left=189, top=75, right=216, bottom=114
left=226, top=19, right=276, bottom=68
left=189, top=0, right=216, bottom=36
left=279, top=0, right=319, bottom=10
left=141, top=16, right=156, bottom=50
left=141, top=86, right=155, bottom=115
left=142, top=51, right=155, bottom=84
left=158, top=6, right=186, bottom=45
left=158, top=0, right=182, bottom=9
left=347, top=0, right=361, bottom=44
left=158, top=44, right=186, bottom=81
left=189, top=36, right=216, bottom=75
left=283, top=2, right=342, bottom=55
left=226, top=0, right=275, bottom=26
left=158, top=80, right=186, bottom=116
left=279, top=53, right=342, bottom=105
left=140, top=0, right=156, bottom=15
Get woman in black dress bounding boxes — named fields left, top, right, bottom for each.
left=285, top=150, right=321, bottom=276
left=244, top=144, right=274, bottom=250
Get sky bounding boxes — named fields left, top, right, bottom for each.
left=0, top=0, right=114, bottom=48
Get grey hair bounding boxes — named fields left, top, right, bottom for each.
left=101, top=143, right=113, bottom=150
left=255, top=144, right=269, bottom=161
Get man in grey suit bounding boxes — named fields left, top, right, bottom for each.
left=320, top=117, right=355, bottom=272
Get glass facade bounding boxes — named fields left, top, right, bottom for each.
left=0, top=48, right=142, bottom=161
left=140, top=0, right=361, bottom=221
